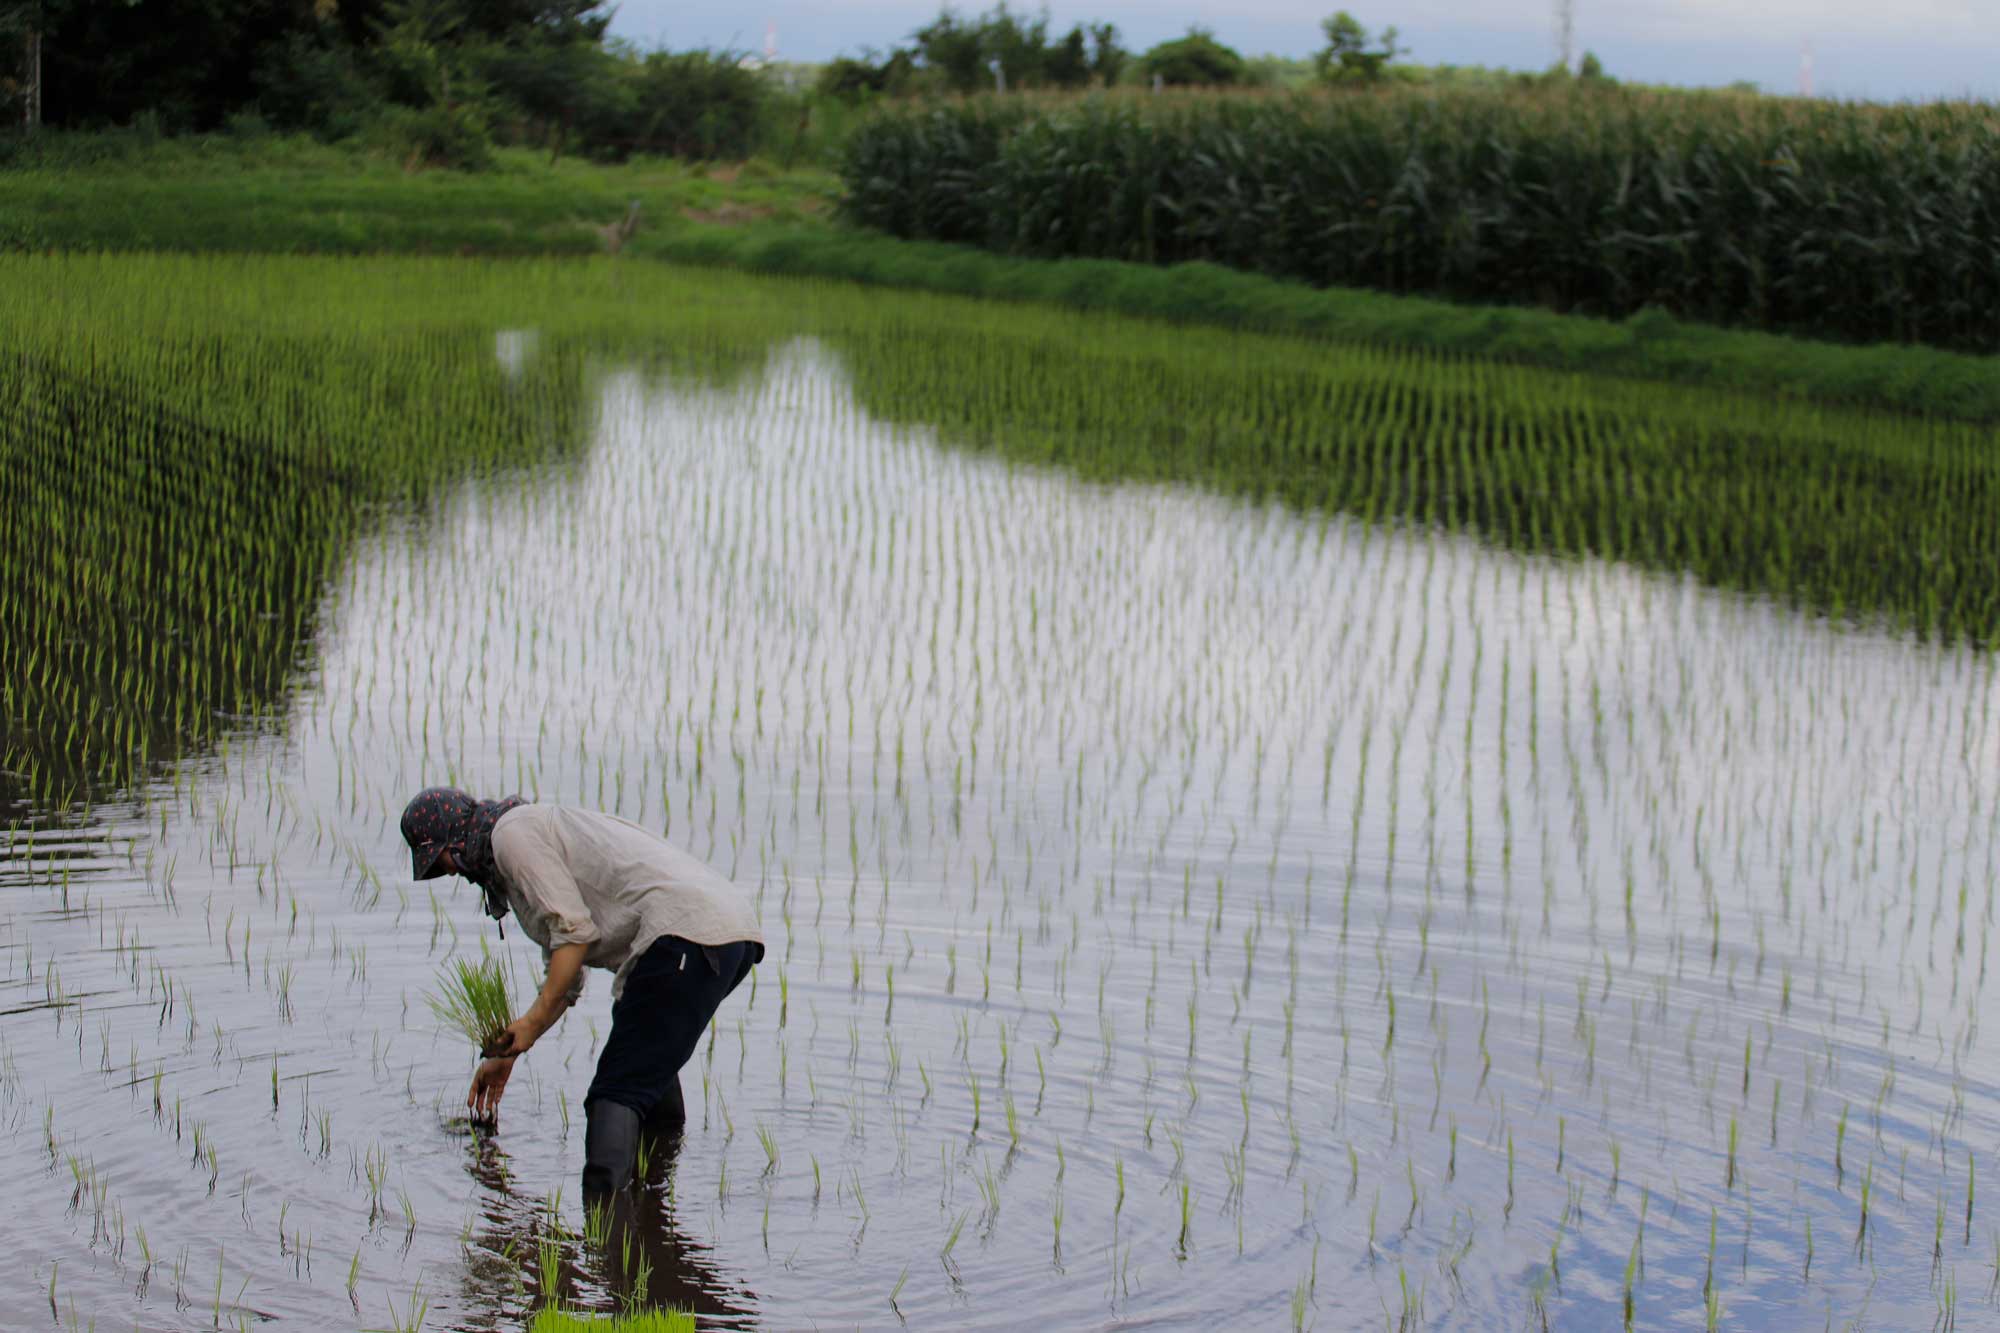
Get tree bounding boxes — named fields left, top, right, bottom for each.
left=1044, top=24, right=1091, bottom=90
left=627, top=48, right=762, bottom=159
left=981, top=3, right=1049, bottom=91
left=23, top=0, right=302, bottom=130
left=253, top=26, right=383, bottom=139
left=1314, top=10, right=1403, bottom=86
left=816, top=48, right=915, bottom=100
left=486, top=0, right=608, bottom=42
left=369, top=0, right=472, bottom=107
left=1139, top=26, right=1246, bottom=87
left=902, top=6, right=1124, bottom=95
left=3, top=0, right=614, bottom=132
left=473, top=26, right=619, bottom=160
left=0, top=3, right=44, bottom=129
left=1087, top=21, right=1126, bottom=87
left=911, top=10, right=985, bottom=93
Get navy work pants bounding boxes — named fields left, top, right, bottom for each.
left=584, top=934, right=759, bottom=1125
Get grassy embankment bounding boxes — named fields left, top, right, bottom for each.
left=3, top=122, right=1998, bottom=425
left=0, top=133, right=840, bottom=254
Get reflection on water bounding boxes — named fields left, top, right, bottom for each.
left=616, top=1123, right=759, bottom=1325
left=0, top=338, right=1996, bottom=1330
left=451, top=1111, right=758, bottom=1328
left=0, top=358, right=356, bottom=811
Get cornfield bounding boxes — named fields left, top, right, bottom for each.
left=841, top=85, right=2000, bottom=353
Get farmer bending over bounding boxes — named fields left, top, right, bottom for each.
left=400, top=787, right=764, bottom=1202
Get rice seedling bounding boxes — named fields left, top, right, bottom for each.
left=1836, top=1103, right=1850, bottom=1185
left=756, top=1122, right=780, bottom=1176
left=1702, top=1206, right=1718, bottom=1300
left=940, top=1207, right=970, bottom=1272
left=1857, top=1162, right=1875, bottom=1257
left=1177, top=1181, right=1193, bottom=1260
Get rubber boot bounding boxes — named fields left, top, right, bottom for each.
left=582, top=1099, right=642, bottom=1201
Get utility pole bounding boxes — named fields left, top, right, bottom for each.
left=1554, top=0, right=1574, bottom=75
left=1798, top=38, right=1813, bottom=99
left=14, top=11, right=41, bottom=132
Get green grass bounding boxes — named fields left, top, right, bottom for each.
left=0, top=134, right=838, bottom=256
left=4, top=131, right=1996, bottom=424
left=527, top=1310, right=696, bottom=1333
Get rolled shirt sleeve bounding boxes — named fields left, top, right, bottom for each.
left=545, top=942, right=586, bottom=1010
left=492, top=817, right=603, bottom=952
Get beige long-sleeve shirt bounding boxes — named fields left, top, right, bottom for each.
left=489, top=804, right=764, bottom=1002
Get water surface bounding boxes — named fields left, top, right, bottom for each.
left=4, top=340, right=1997, bottom=1330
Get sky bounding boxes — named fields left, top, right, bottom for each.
left=604, top=1, right=2000, bottom=103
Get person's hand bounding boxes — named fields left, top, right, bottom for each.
left=481, top=1012, right=545, bottom=1060
left=468, top=1056, right=514, bottom=1121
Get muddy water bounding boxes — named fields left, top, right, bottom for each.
left=4, top=341, right=1997, bottom=1330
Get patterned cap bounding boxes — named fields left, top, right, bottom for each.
left=400, top=787, right=477, bottom=881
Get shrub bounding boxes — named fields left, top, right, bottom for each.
left=621, top=50, right=765, bottom=160
left=1138, top=28, right=1247, bottom=87
left=364, top=103, right=494, bottom=171
left=253, top=32, right=384, bottom=141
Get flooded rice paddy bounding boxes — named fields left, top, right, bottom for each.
left=4, top=337, right=1998, bottom=1330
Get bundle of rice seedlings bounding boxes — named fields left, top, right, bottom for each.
left=427, top=953, right=515, bottom=1057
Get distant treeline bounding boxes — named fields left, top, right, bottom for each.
left=817, top=10, right=1452, bottom=98
left=0, top=0, right=797, bottom=165
left=841, top=88, right=2000, bottom=355
left=0, top=2, right=1469, bottom=166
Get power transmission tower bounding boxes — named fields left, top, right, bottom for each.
left=1554, top=0, right=1575, bottom=74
